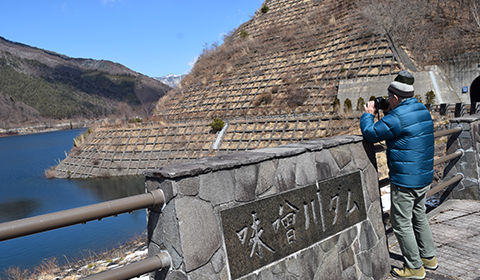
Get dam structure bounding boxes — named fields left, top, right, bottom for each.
left=54, top=0, right=477, bottom=179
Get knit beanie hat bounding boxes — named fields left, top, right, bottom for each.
left=388, top=70, right=414, bottom=98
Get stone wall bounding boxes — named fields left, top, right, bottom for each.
left=443, top=114, right=480, bottom=200
left=145, top=135, right=390, bottom=280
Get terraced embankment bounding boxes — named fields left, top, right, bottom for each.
left=54, top=0, right=428, bottom=179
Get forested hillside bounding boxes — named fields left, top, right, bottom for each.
left=0, top=36, right=171, bottom=129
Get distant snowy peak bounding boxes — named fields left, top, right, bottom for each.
left=155, top=74, right=185, bottom=88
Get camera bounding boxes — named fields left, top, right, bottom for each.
left=374, top=96, right=389, bottom=111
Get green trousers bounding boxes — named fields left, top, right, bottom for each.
left=390, top=183, right=436, bottom=269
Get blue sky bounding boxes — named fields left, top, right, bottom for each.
left=0, top=0, right=264, bottom=78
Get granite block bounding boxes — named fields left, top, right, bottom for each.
left=295, top=152, right=317, bottom=187
left=235, top=164, right=259, bottom=202
left=315, top=149, right=340, bottom=181
left=274, top=157, right=296, bottom=192
left=176, top=197, right=221, bottom=272
left=256, top=159, right=278, bottom=196
left=199, top=170, right=235, bottom=206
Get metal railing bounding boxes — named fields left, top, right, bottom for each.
left=433, top=126, right=463, bottom=138
left=0, top=189, right=165, bottom=242
left=82, top=252, right=171, bottom=280
left=0, top=189, right=170, bottom=279
left=426, top=173, right=464, bottom=197
left=376, top=126, right=464, bottom=196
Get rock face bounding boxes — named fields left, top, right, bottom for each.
left=146, top=135, right=390, bottom=280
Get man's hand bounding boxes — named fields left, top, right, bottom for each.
left=364, top=100, right=375, bottom=114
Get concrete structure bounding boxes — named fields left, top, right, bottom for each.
left=337, top=66, right=461, bottom=112
left=145, top=135, right=390, bottom=280
left=337, top=54, right=480, bottom=112
left=440, top=53, right=480, bottom=104
left=142, top=112, right=480, bottom=280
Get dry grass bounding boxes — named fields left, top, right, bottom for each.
left=1, top=235, right=147, bottom=280
left=2, top=266, right=29, bottom=280
left=44, top=168, right=56, bottom=179
left=376, top=148, right=389, bottom=181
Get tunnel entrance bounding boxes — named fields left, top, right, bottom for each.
left=470, top=76, right=480, bottom=114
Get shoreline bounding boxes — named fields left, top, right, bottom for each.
left=2, top=235, right=149, bottom=279
left=0, top=121, right=91, bottom=138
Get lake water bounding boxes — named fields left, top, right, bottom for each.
left=0, top=129, right=146, bottom=272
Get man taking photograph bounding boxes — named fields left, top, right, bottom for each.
left=360, top=70, right=438, bottom=279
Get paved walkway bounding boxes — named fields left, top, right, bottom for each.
left=383, top=199, right=480, bottom=280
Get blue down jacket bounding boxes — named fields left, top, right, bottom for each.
left=360, top=98, right=434, bottom=188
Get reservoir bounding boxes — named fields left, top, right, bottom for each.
left=0, top=129, right=146, bottom=272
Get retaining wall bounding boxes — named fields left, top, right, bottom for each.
left=337, top=67, right=461, bottom=111
left=54, top=116, right=356, bottom=179
left=145, top=135, right=390, bottom=280
left=440, top=53, right=480, bottom=103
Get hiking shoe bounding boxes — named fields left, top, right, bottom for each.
left=422, top=256, right=438, bottom=270
left=391, top=266, right=425, bottom=279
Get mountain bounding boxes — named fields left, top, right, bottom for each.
left=0, top=36, right=172, bottom=128
left=154, top=74, right=185, bottom=88
left=54, top=0, right=480, bottom=179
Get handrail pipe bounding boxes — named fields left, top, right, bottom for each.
left=433, top=150, right=463, bottom=166
left=0, top=189, right=165, bottom=242
left=375, top=127, right=463, bottom=154
left=379, top=149, right=463, bottom=189
left=81, top=252, right=171, bottom=280
left=426, top=174, right=464, bottom=198
left=433, top=126, right=463, bottom=138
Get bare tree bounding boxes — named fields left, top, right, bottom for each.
left=356, top=0, right=428, bottom=41
left=472, top=0, right=480, bottom=29
left=356, top=0, right=480, bottom=64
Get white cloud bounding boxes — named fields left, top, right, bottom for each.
left=219, top=32, right=227, bottom=42
left=187, top=56, right=199, bottom=72
left=102, top=0, right=120, bottom=6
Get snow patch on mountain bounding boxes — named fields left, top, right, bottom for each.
left=155, top=74, right=185, bottom=88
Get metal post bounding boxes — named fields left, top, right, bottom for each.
left=455, top=103, right=465, bottom=117
left=439, top=103, right=449, bottom=116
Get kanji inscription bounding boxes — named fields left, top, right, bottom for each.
left=221, top=171, right=366, bottom=279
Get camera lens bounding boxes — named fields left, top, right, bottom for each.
left=374, top=96, right=389, bottom=111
